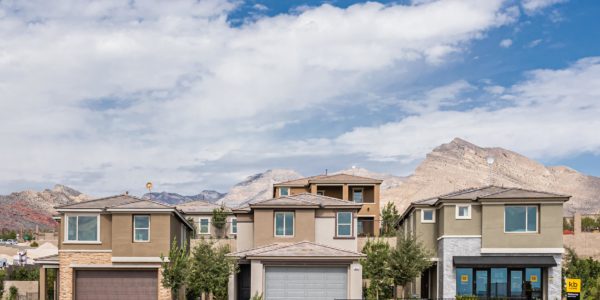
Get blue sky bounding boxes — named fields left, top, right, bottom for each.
left=0, top=0, right=599, bottom=195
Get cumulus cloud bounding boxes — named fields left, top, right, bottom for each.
left=500, top=38, right=513, bottom=48
left=0, top=0, right=570, bottom=195
left=522, top=0, right=568, bottom=14
left=331, top=57, right=600, bottom=162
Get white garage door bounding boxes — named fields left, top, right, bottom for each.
left=265, top=266, right=348, bottom=300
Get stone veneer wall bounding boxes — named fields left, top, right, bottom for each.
left=438, top=237, right=482, bottom=298
left=58, top=252, right=172, bottom=300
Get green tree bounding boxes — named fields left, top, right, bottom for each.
left=160, top=238, right=188, bottom=300
left=0, top=269, right=5, bottom=299
left=563, top=248, right=600, bottom=299
left=381, top=202, right=400, bottom=237
left=212, top=206, right=228, bottom=237
left=187, top=239, right=238, bottom=300
left=361, top=240, right=394, bottom=300
left=390, top=232, right=433, bottom=288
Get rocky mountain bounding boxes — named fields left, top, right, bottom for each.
left=333, top=168, right=407, bottom=190
left=383, top=138, right=600, bottom=215
left=0, top=184, right=90, bottom=230
left=143, top=190, right=225, bottom=205
left=217, top=169, right=303, bottom=207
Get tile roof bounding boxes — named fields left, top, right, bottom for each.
left=274, top=173, right=382, bottom=186
left=247, top=193, right=362, bottom=208
left=55, top=194, right=174, bottom=210
left=228, top=241, right=364, bottom=259
left=177, top=201, right=232, bottom=214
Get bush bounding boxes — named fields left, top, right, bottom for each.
left=30, top=241, right=39, bottom=247
left=6, top=265, right=39, bottom=281
left=8, top=286, right=18, bottom=300
left=581, top=217, right=598, bottom=232
left=0, top=269, right=5, bottom=298
left=455, top=296, right=478, bottom=300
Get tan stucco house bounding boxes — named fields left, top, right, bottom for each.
left=396, top=186, right=569, bottom=300
left=227, top=193, right=365, bottom=300
left=273, top=173, right=383, bottom=237
left=178, top=201, right=238, bottom=251
left=36, top=194, right=194, bottom=300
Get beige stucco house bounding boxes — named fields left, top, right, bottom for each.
left=36, top=194, right=194, bottom=300
left=273, top=174, right=383, bottom=237
left=396, top=186, right=569, bottom=300
left=227, top=193, right=365, bottom=300
left=178, top=201, right=238, bottom=251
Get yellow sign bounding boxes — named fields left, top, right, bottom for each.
left=566, top=278, right=581, bottom=293
left=530, top=275, right=538, bottom=282
left=461, top=275, right=469, bottom=282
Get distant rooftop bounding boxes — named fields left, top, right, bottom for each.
left=236, top=193, right=362, bottom=210
left=55, top=194, right=173, bottom=210
left=177, top=200, right=231, bottom=214
left=273, top=173, right=382, bottom=186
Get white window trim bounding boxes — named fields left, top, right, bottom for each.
left=64, top=214, right=101, bottom=243
left=198, top=217, right=211, bottom=235
left=504, top=205, right=538, bottom=233
left=274, top=212, right=294, bottom=237
left=230, top=217, right=237, bottom=234
left=279, top=187, right=290, bottom=197
left=133, top=215, right=150, bottom=243
left=421, top=209, right=435, bottom=223
left=336, top=212, right=354, bottom=237
left=316, top=190, right=325, bottom=196
left=352, top=188, right=364, bottom=203
left=455, top=204, right=472, bottom=220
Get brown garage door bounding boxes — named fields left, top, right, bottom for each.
left=75, top=270, right=158, bottom=300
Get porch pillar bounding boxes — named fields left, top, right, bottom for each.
left=250, top=260, right=263, bottom=298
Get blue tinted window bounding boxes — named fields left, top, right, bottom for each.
left=505, top=207, right=526, bottom=232
left=475, top=270, right=488, bottom=296
left=456, top=268, right=473, bottom=295
left=527, top=207, right=537, bottom=232
left=510, top=270, right=523, bottom=296
left=491, top=268, right=508, bottom=297
left=526, top=268, right=542, bottom=291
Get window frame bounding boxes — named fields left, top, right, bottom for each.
left=504, top=205, right=538, bottom=233
left=455, top=204, right=472, bottom=220
left=274, top=211, right=294, bottom=237
left=352, top=188, right=364, bottom=203
left=279, top=187, right=290, bottom=197
left=198, top=217, right=211, bottom=235
left=316, top=190, right=325, bottom=196
left=133, top=215, right=151, bottom=243
left=336, top=211, right=354, bottom=237
left=64, top=214, right=101, bottom=243
left=230, top=217, right=238, bottom=234
left=421, top=208, right=436, bottom=223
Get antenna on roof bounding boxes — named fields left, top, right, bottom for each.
left=486, top=156, right=495, bottom=186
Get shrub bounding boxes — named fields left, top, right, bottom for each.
left=250, top=292, right=263, bottom=300
left=582, top=217, right=599, bottom=232
left=211, top=206, right=227, bottom=230
left=8, top=286, right=18, bottom=300
left=6, top=265, right=39, bottom=281
left=30, top=241, right=39, bottom=247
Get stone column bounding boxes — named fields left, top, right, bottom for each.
left=310, top=184, right=318, bottom=194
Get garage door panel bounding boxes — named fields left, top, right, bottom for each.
left=75, top=270, right=158, bottom=300
left=265, top=267, right=347, bottom=300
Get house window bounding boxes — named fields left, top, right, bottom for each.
left=274, top=212, right=294, bottom=237
left=317, top=190, right=325, bottom=196
left=199, top=218, right=210, bottom=235
left=505, top=206, right=538, bottom=233
left=231, top=218, right=237, bottom=234
left=66, top=215, right=99, bottom=242
left=421, top=209, right=435, bottom=223
left=456, top=268, right=473, bottom=296
left=337, top=212, right=353, bottom=237
left=456, top=204, right=471, bottom=219
left=279, top=187, right=290, bottom=196
left=133, top=215, right=150, bottom=242
left=352, top=188, right=363, bottom=203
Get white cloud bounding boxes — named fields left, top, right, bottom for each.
left=331, top=57, right=600, bottom=162
left=522, top=0, right=568, bottom=14
left=500, top=38, right=513, bottom=48
left=527, top=38, right=543, bottom=48
left=0, top=0, right=567, bottom=195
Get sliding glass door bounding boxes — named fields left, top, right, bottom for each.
left=456, top=267, right=543, bottom=299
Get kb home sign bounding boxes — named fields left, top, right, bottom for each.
left=566, top=278, right=581, bottom=300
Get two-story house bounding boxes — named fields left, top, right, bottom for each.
left=227, top=193, right=365, bottom=300
left=178, top=201, right=238, bottom=251
left=36, top=194, right=194, bottom=300
left=396, top=186, right=569, bottom=300
left=273, top=174, right=383, bottom=237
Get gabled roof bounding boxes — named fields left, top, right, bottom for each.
left=34, top=254, right=59, bottom=265
left=247, top=193, right=362, bottom=209
left=398, top=185, right=570, bottom=224
left=228, top=241, right=364, bottom=259
left=273, top=173, right=382, bottom=186
left=54, top=194, right=195, bottom=230
left=177, top=201, right=232, bottom=214
left=55, top=194, right=173, bottom=210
